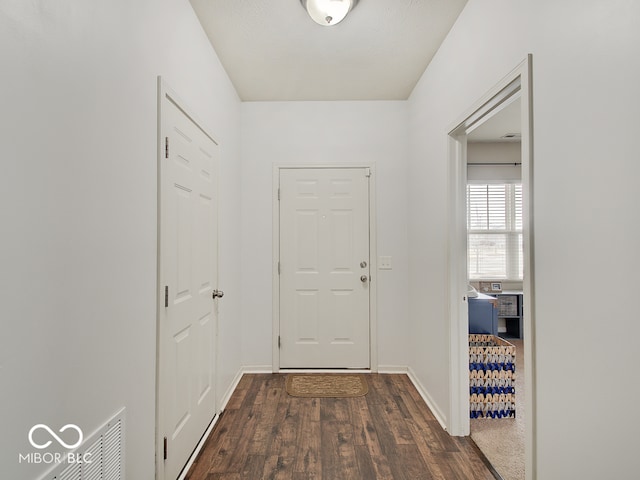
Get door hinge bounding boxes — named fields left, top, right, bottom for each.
left=365, top=167, right=371, bottom=177
left=278, top=335, right=281, bottom=349
left=163, top=436, right=168, bottom=460
left=277, top=261, right=280, bottom=275
left=164, top=286, right=168, bottom=308
left=165, top=137, right=169, bottom=159
left=277, top=188, right=280, bottom=201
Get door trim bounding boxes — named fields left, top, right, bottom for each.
left=272, top=164, right=378, bottom=372
left=447, top=56, right=536, bottom=479
left=156, top=76, right=220, bottom=480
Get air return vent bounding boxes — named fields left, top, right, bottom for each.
left=500, top=132, right=521, bottom=139
left=40, top=408, right=125, bottom=480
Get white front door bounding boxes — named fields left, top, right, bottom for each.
left=158, top=87, right=219, bottom=479
left=279, top=167, right=371, bottom=368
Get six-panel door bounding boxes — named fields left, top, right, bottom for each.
left=279, top=168, right=370, bottom=368
left=159, top=94, right=219, bottom=480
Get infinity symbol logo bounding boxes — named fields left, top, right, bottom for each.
left=28, top=424, right=83, bottom=450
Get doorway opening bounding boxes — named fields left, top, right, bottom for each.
left=447, top=56, right=536, bottom=480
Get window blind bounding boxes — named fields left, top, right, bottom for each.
left=467, top=184, right=522, bottom=280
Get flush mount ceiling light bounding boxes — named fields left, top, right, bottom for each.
left=300, top=0, right=359, bottom=26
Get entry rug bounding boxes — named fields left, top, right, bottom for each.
left=285, top=374, right=368, bottom=398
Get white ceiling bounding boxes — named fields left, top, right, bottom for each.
left=467, top=99, right=521, bottom=143
left=189, top=0, right=468, bottom=101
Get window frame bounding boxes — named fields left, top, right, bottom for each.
left=467, top=182, right=523, bottom=281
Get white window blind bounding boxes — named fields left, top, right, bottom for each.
left=467, top=183, right=523, bottom=280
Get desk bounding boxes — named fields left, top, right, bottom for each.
left=468, top=293, right=498, bottom=336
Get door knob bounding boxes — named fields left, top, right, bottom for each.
left=212, top=289, right=224, bottom=299
left=360, top=261, right=367, bottom=268
left=360, top=275, right=368, bottom=283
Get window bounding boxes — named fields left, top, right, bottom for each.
left=467, top=183, right=522, bottom=280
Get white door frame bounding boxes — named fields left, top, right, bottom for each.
left=272, top=164, right=378, bottom=372
left=156, top=77, right=220, bottom=480
left=447, top=56, right=536, bottom=479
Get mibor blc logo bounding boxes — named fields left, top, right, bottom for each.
left=29, top=424, right=83, bottom=450
left=19, top=424, right=92, bottom=465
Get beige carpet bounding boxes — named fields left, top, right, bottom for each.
left=471, top=338, right=525, bottom=480
left=285, top=374, right=368, bottom=398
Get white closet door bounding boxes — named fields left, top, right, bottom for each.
left=159, top=91, right=219, bottom=480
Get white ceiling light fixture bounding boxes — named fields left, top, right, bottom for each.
left=300, top=0, right=359, bottom=26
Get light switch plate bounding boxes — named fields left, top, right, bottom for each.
left=379, top=256, right=392, bottom=270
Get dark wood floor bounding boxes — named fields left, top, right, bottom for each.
left=185, top=374, right=496, bottom=480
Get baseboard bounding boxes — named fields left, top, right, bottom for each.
left=178, top=368, right=245, bottom=480
left=377, top=365, right=408, bottom=374
left=177, top=412, right=221, bottom=480
left=242, top=365, right=409, bottom=374
left=218, top=368, right=244, bottom=413
left=277, top=368, right=372, bottom=373
left=241, top=365, right=274, bottom=373
left=407, top=366, right=448, bottom=431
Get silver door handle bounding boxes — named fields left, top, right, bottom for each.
left=360, top=275, right=368, bottom=283
left=212, top=289, right=224, bottom=299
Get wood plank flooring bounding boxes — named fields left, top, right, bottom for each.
left=185, top=374, right=497, bottom=480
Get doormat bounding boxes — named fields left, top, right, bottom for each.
left=285, top=374, right=368, bottom=398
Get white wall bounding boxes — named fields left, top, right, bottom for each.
left=468, top=142, right=521, bottom=164
left=467, top=142, right=521, bottom=182
left=409, top=0, right=640, bottom=477
left=528, top=0, right=640, bottom=477
left=5, top=0, right=639, bottom=478
left=0, top=1, right=242, bottom=479
left=240, top=101, right=410, bottom=370
left=407, top=0, right=527, bottom=426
